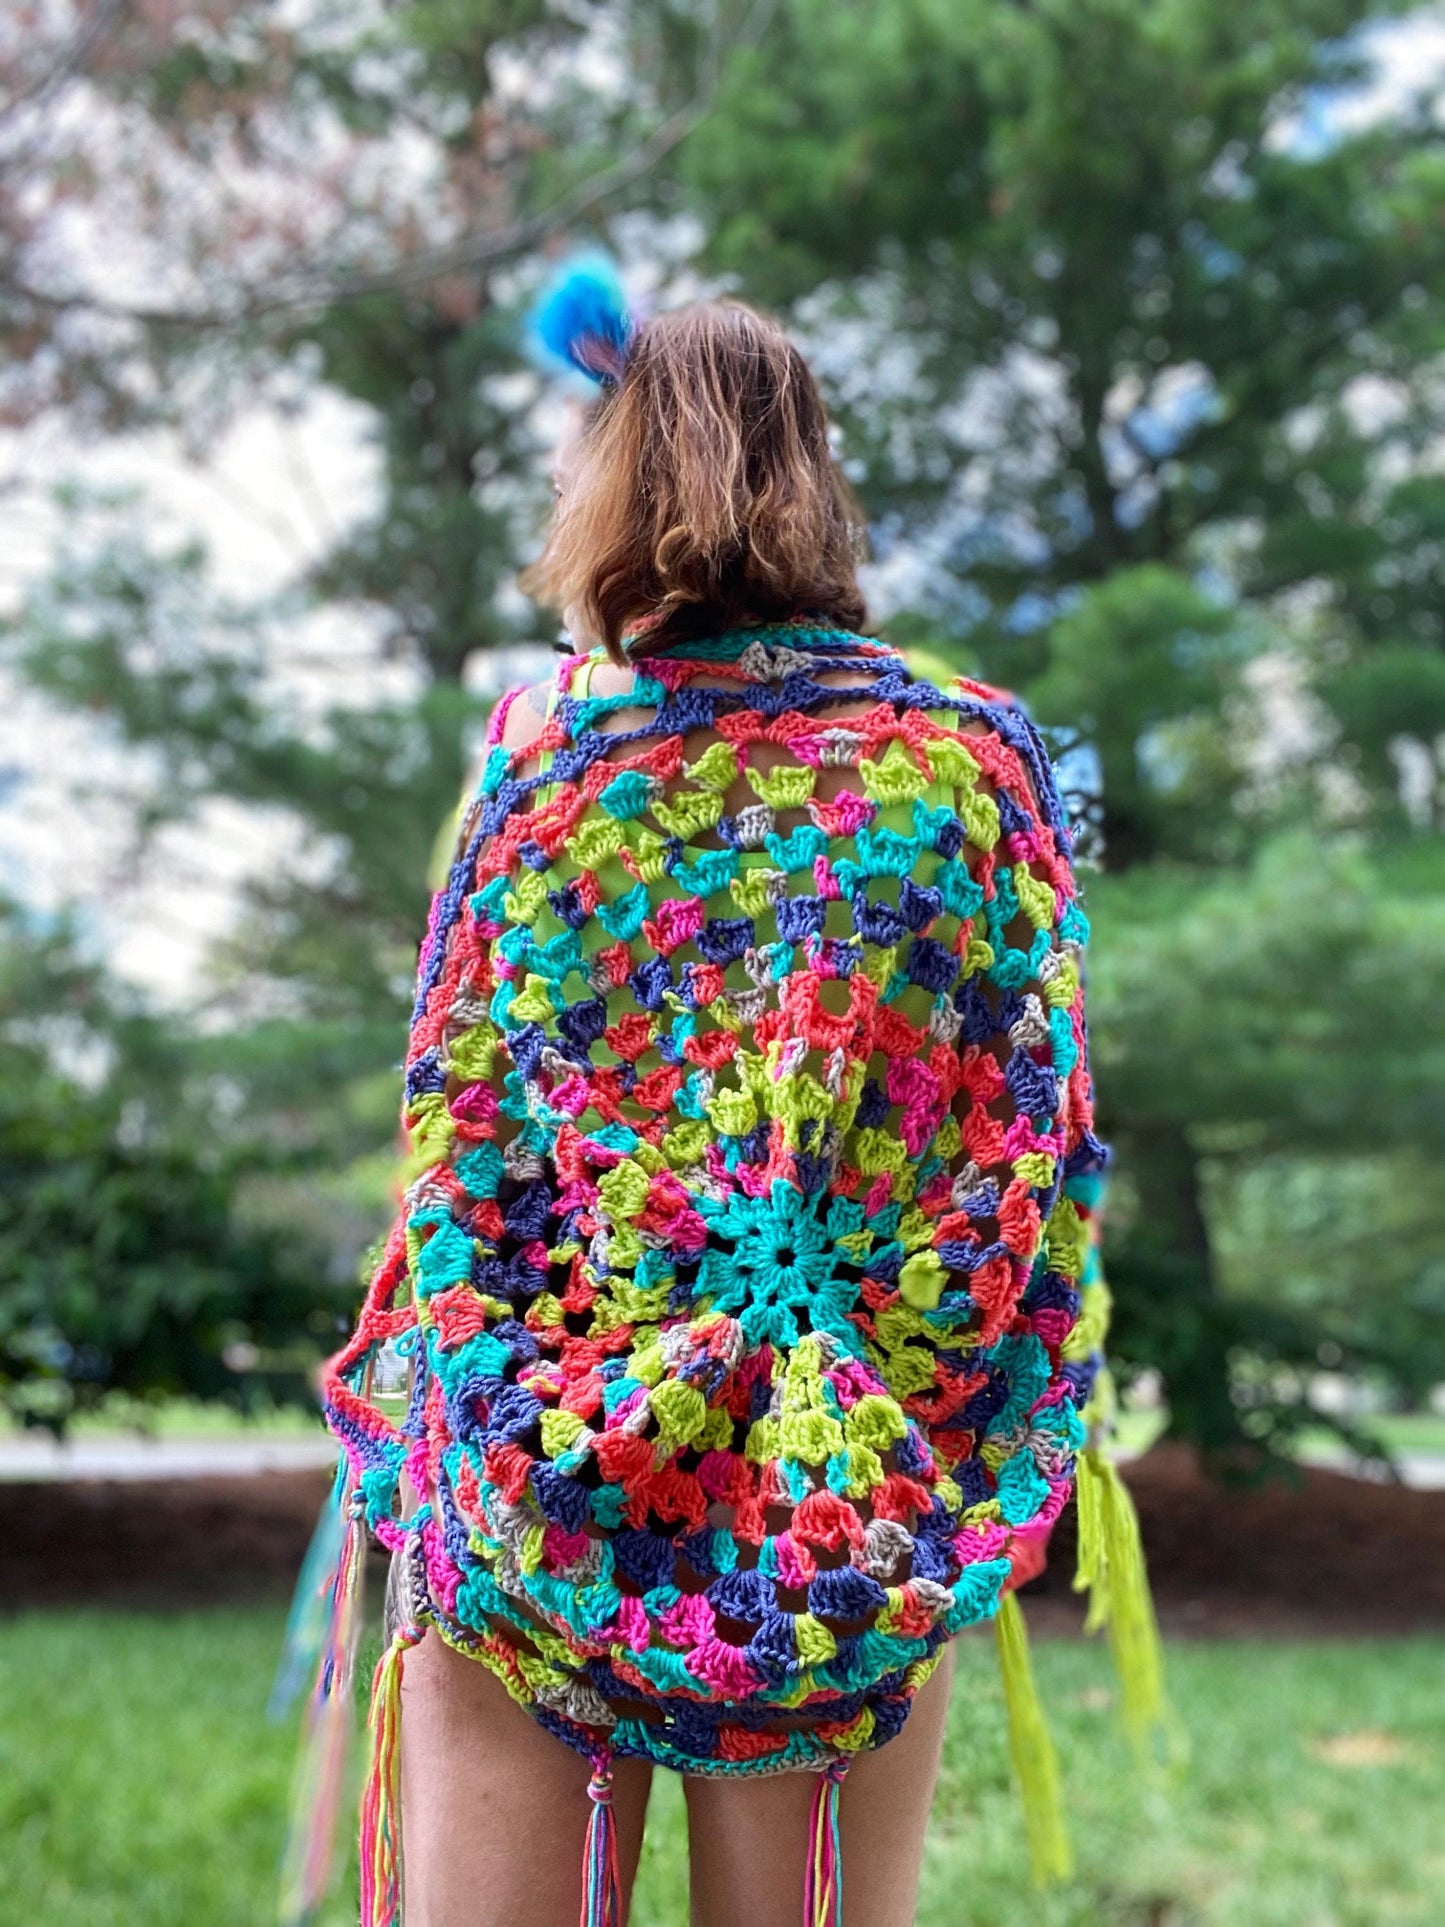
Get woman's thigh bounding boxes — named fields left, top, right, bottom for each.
left=398, top=1630, right=653, bottom=1927
left=682, top=1641, right=957, bottom=1927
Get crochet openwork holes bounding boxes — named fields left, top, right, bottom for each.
left=303, top=622, right=1117, bottom=1926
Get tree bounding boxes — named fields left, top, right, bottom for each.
left=0, top=899, right=339, bottom=1428
left=3, top=1, right=776, bottom=1028
left=677, top=0, right=1445, bottom=1459
left=7, top=0, right=1445, bottom=1458
left=0, top=0, right=774, bottom=1406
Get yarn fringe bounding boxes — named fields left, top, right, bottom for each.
left=802, top=1759, right=847, bottom=1927
left=270, top=1457, right=350, bottom=1722
left=1073, top=1447, right=1185, bottom=1767
left=581, top=1752, right=622, bottom=1927
left=276, top=1474, right=367, bottom=1926
left=994, top=1592, right=1074, bottom=1887
left=360, top=1623, right=422, bottom=1927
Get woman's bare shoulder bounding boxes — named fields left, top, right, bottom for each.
left=497, top=652, right=638, bottom=750
left=581, top=654, right=637, bottom=698
left=497, top=674, right=559, bottom=755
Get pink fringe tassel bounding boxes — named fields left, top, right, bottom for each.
left=580, top=1751, right=622, bottom=1927
left=359, top=1622, right=424, bottom=1927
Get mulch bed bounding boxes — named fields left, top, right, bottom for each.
left=2, top=1444, right=1441, bottom=1636
left=1022, top=1444, right=1445, bottom=1637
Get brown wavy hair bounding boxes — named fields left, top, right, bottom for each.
left=521, top=299, right=870, bottom=662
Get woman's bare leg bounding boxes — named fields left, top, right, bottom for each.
left=398, top=1630, right=653, bottom=1927
left=683, top=1641, right=957, bottom=1927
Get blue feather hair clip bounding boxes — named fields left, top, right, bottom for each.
left=526, top=250, right=637, bottom=390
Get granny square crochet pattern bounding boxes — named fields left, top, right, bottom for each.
left=310, top=619, right=1115, bottom=1922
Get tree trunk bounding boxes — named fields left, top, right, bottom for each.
left=1111, top=1123, right=1248, bottom=1464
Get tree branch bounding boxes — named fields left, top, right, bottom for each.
left=2, top=0, right=778, bottom=332
left=0, top=0, right=129, bottom=129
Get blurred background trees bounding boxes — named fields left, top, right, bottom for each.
left=0, top=897, right=333, bottom=1421
left=2, top=0, right=1443, bottom=1461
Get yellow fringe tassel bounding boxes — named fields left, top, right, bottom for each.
left=994, top=1592, right=1074, bottom=1886
left=1073, top=1447, right=1185, bottom=1767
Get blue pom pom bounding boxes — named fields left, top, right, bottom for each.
left=527, top=250, right=636, bottom=387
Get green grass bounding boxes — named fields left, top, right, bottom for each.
left=1, top=1607, right=1442, bottom=1927
left=1292, top=1412, right=1445, bottom=1463
left=1107, top=1405, right=1445, bottom=1467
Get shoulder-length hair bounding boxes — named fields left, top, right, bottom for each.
left=521, top=299, right=870, bottom=662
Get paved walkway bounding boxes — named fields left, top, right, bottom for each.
left=0, top=1430, right=1442, bottom=1487
left=1287, top=1444, right=1445, bottom=1491
left=0, top=1431, right=340, bottom=1481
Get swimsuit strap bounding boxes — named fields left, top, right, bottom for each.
left=530, top=651, right=596, bottom=804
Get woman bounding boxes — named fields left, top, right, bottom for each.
left=296, top=265, right=1145, bottom=1927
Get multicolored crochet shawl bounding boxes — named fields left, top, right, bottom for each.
left=285, top=620, right=1161, bottom=1927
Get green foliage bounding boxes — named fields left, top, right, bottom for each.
left=1088, top=837, right=1445, bottom=1150
left=10, top=489, right=494, bottom=1026
left=1212, top=1150, right=1445, bottom=1409
left=1030, top=567, right=1260, bottom=867
left=0, top=905, right=341, bottom=1429
left=687, top=0, right=1445, bottom=618
left=304, top=294, right=546, bottom=682
left=676, top=0, right=1445, bottom=1460
left=1080, top=835, right=1445, bottom=1454
left=1316, top=644, right=1445, bottom=821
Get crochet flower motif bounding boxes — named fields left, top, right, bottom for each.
left=317, top=621, right=1112, bottom=1795
left=694, top=1179, right=863, bottom=1350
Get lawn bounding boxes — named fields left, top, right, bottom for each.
left=0, top=1606, right=1441, bottom=1927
